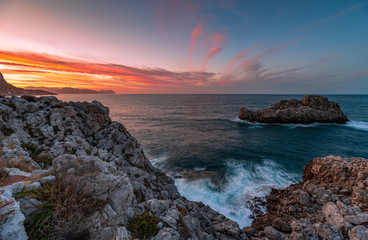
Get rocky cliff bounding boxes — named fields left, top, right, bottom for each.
left=246, top=156, right=368, bottom=240
left=239, top=95, right=348, bottom=124
left=0, top=96, right=247, bottom=240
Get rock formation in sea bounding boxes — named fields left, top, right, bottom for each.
left=0, top=95, right=247, bottom=240
left=0, top=72, right=57, bottom=96
left=238, top=95, right=348, bottom=124
left=246, top=155, right=368, bottom=240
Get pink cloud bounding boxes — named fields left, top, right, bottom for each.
left=224, top=46, right=257, bottom=72
left=188, top=23, right=205, bottom=68
left=220, top=40, right=298, bottom=85
left=201, top=47, right=224, bottom=71
left=355, top=72, right=368, bottom=76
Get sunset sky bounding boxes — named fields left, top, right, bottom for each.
left=0, top=0, right=367, bottom=94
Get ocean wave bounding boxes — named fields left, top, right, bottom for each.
left=345, top=121, right=368, bottom=131
left=175, top=159, right=299, bottom=228
left=231, top=117, right=368, bottom=131
left=230, top=117, right=265, bottom=128
left=149, top=155, right=169, bottom=170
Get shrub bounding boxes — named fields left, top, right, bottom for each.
left=127, top=214, right=159, bottom=239
left=20, top=177, right=106, bottom=240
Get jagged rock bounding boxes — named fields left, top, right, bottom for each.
left=0, top=190, right=28, bottom=240
left=348, top=225, right=368, bottom=240
left=313, top=223, right=343, bottom=240
left=264, top=226, right=288, bottom=240
left=238, top=95, right=348, bottom=123
left=272, top=218, right=291, bottom=233
left=0, top=96, right=247, bottom=240
left=249, top=156, right=368, bottom=239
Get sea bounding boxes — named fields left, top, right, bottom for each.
left=57, top=94, right=368, bottom=228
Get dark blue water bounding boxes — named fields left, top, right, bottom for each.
left=57, top=94, right=368, bottom=227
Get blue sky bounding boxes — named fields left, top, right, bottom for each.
left=0, top=0, right=367, bottom=93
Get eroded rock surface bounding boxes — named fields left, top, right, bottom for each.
left=0, top=96, right=247, bottom=240
left=248, top=156, right=368, bottom=240
left=239, top=95, right=348, bottom=124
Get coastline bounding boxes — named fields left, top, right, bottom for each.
left=1, top=96, right=367, bottom=239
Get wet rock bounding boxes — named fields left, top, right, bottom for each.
left=272, top=218, right=291, bottom=233
left=249, top=156, right=368, bottom=239
left=264, top=226, right=288, bottom=240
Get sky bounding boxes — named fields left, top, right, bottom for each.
left=0, top=0, right=367, bottom=94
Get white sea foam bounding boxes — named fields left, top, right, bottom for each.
left=149, top=155, right=169, bottom=170
left=230, top=117, right=265, bottom=128
left=231, top=117, right=368, bottom=132
left=175, top=159, right=299, bottom=228
left=193, top=167, right=206, bottom=171
left=345, top=121, right=368, bottom=131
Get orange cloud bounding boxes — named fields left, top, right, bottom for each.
left=0, top=50, right=217, bottom=93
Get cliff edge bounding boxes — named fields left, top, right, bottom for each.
left=0, top=96, right=247, bottom=240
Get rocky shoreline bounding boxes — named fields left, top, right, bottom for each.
left=0, top=96, right=367, bottom=240
left=0, top=96, right=247, bottom=240
left=245, top=156, right=368, bottom=240
left=239, top=95, right=348, bottom=124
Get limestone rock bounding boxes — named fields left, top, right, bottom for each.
left=239, top=95, right=348, bottom=124
left=0, top=96, right=247, bottom=240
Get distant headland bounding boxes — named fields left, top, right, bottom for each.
left=0, top=72, right=115, bottom=96
left=0, top=72, right=57, bottom=96
left=24, top=86, right=116, bottom=95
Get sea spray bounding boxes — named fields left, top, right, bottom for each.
left=175, top=159, right=299, bottom=228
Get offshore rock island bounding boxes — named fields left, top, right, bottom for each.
left=239, top=95, right=348, bottom=124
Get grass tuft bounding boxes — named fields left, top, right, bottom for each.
left=20, top=177, right=106, bottom=240
left=127, top=214, right=159, bottom=239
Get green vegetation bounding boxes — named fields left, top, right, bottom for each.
left=18, top=177, right=106, bottom=240
left=127, top=214, right=159, bottom=239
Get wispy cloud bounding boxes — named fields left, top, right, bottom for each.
left=188, top=23, right=205, bottom=68
left=224, top=46, right=257, bottom=72
left=354, top=72, right=368, bottom=76
left=0, top=50, right=217, bottom=93
left=293, top=2, right=366, bottom=33
left=220, top=40, right=298, bottom=85
left=201, top=46, right=225, bottom=71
